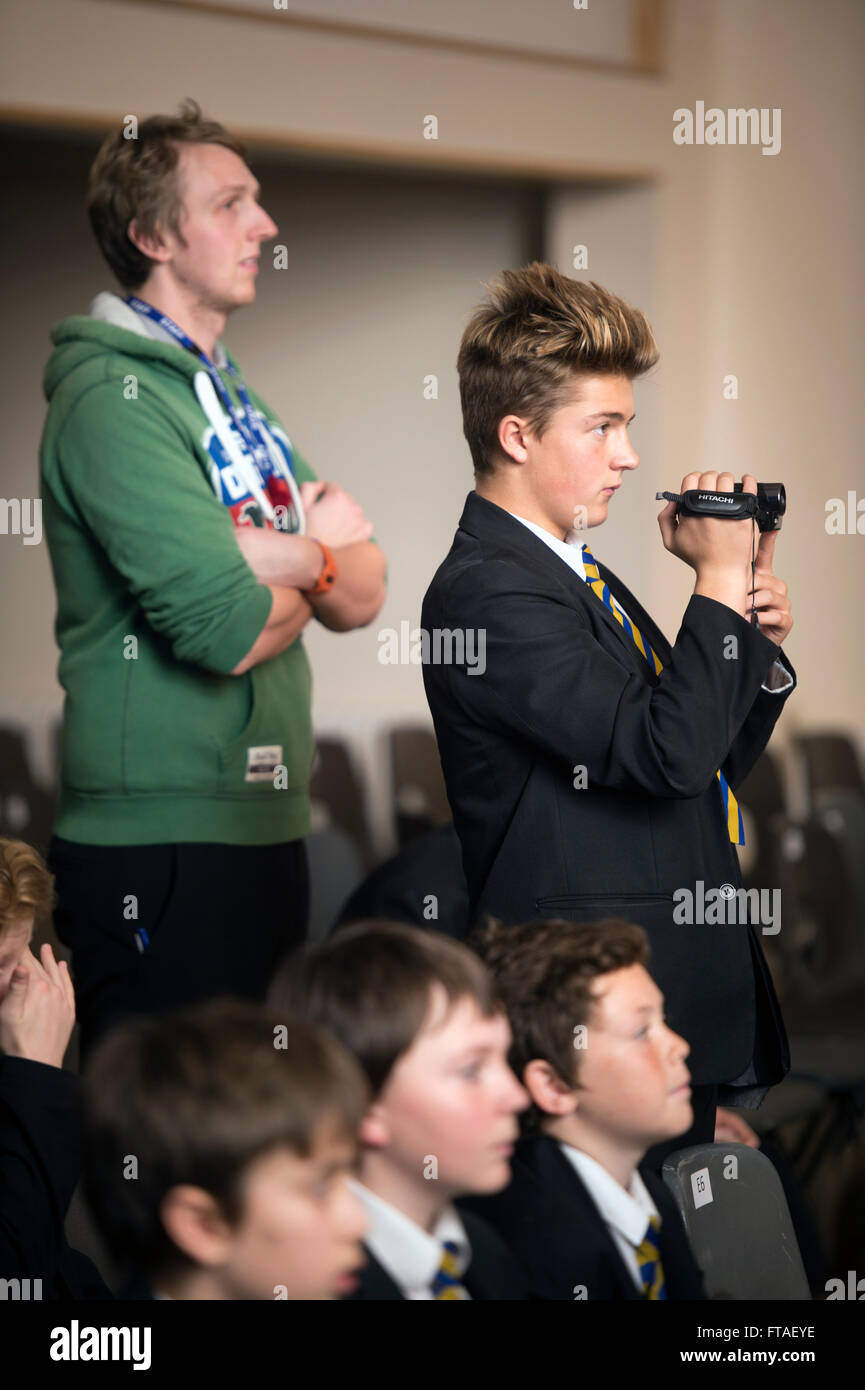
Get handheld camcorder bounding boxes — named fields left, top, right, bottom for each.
left=655, top=482, right=786, bottom=533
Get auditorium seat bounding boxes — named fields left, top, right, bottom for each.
left=309, top=737, right=376, bottom=870
left=811, top=789, right=865, bottom=944
left=662, top=1142, right=811, bottom=1299
left=305, top=823, right=365, bottom=942
left=768, top=815, right=864, bottom=1007
left=388, top=725, right=451, bottom=848
left=0, top=726, right=56, bottom=858
left=795, top=731, right=865, bottom=805
left=735, top=748, right=786, bottom=893
left=776, top=1025, right=865, bottom=1187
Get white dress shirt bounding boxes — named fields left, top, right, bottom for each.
left=349, top=1179, right=473, bottom=1300
left=560, top=1144, right=660, bottom=1293
left=509, top=512, right=793, bottom=694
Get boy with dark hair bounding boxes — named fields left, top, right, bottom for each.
left=81, top=999, right=369, bottom=1299
left=40, top=97, right=385, bottom=1057
left=462, top=915, right=707, bottom=1300
left=421, top=262, right=795, bottom=1161
left=270, top=919, right=529, bottom=1299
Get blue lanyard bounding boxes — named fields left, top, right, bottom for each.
left=124, top=295, right=279, bottom=474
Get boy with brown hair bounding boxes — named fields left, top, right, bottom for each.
left=461, top=915, right=707, bottom=1300
left=270, top=919, right=529, bottom=1299
left=81, top=999, right=370, bottom=1299
left=0, top=835, right=110, bottom=1298
left=421, top=262, right=795, bottom=1162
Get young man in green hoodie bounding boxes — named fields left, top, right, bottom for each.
left=39, top=99, right=386, bottom=1059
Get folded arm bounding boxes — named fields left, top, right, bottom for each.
left=232, top=528, right=387, bottom=635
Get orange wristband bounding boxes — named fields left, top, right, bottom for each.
left=304, top=538, right=338, bottom=596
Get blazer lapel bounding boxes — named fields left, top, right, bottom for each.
left=458, top=492, right=664, bottom=686
left=521, top=1137, right=643, bottom=1301
left=599, top=561, right=673, bottom=669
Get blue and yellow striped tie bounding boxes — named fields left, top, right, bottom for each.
left=636, top=1215, right=667, bottom=1300
left=431, top=1240, right=470, bottom=1300
left=581, top=541, right=744, bottom=845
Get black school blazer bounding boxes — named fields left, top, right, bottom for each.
left=421, top=491, right=794, bottom=1086
left=0, top=1054, right=113, bottom=1300
left=460, top=1134, right=707, bottom=1301
left=343, top=1208, right=528, bottom=1300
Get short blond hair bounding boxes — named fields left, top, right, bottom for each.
left=0, top=837, right=55, bottom=937
left=457, top=262, right=659, bottom=476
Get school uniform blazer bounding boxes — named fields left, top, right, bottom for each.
left=421, top=491, right=795, bottom=1087
left=343, top=1209, right=528, bottom=1300
left=459, top=1134, right=707, bottom=1301
left=120, top=1273, right=156, bottom=1299
left=0, top=1053, right=113, bottom=1299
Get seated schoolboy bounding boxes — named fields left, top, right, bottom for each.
left=460, top=916, right=708, bottom=1300
left=81, top=999, right=370, bottom=1299
left=0, top=834, right=112, bottom=1299
left=270, top=919, right=530, bottom=1299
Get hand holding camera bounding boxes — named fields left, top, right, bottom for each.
left=658, top=471, right=759, bottom=588
left=747, top=528, right=793, bottom=647
left=657, top=472, right=792, bottom=645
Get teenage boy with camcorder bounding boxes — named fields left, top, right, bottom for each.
left=421, top=263, right=796, bottom=1166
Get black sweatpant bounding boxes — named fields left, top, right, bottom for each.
left=47, top=834, right=309, bottom=1066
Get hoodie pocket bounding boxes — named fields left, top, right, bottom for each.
left=215, top=670, right=256, bottom=778
left=215, top=651, right=314, bottom=794
left=119, top=642, right=252, bottom=794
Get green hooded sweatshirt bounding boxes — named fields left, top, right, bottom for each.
left=40, top=293, right=324, bottom=847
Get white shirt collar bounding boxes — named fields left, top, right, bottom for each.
left=559, top=1144, right=659, bottom=1248
left=348, top=1179, right=471, bottom=1297
left=509, top=512, right=589, bottom=580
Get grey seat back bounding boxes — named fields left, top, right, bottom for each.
left=662, top=1142, right=811, bottom=1300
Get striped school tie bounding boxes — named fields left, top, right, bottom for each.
left=636, top=1215, right=667, bottom=1300
left=581, top=541, right=744, bottom=845
left=430, top=1240, right=470, bottom=1300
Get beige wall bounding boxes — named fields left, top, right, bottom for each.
left=1, top=0, right=863, bottom=829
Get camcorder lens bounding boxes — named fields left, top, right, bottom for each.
left=733, top=482, right=786, bottom=531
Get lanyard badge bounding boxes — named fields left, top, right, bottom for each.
left=124, top=295, right=288, bottom=478
left=125, top=295, right=304, bottom=530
